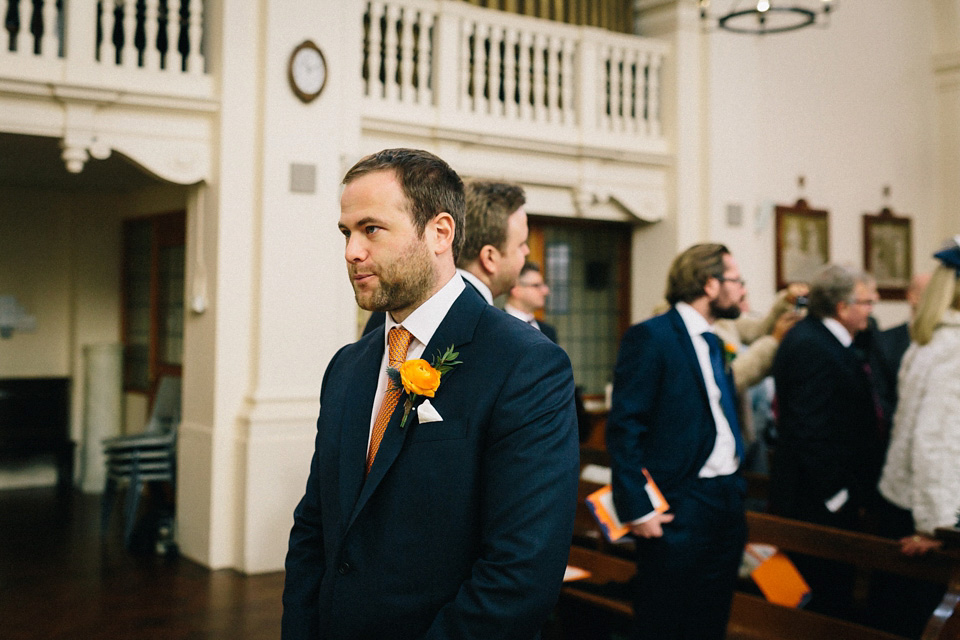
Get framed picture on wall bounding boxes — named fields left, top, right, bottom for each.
left=775, top=199, right=830, bottom=290
left=863, top=209, right=912, bottom=300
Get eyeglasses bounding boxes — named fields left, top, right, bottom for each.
left=717, top=276, right=746, bottom=287
left=850, top=298, right=876, bottom=307
left=517, top=282, right=548, bottom=289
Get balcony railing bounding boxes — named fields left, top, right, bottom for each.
left=1, top=0, right=210, bottom=99
left=361, top=0, right=669, bottom=157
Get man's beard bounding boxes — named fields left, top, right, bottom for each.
left=710, top=297, right=742, bottom=320
left=350, top=239, right=436, bottom=314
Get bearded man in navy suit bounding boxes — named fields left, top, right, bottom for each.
left=282, top=148, right=580, bottom=640
left=607, top=243, right=748, bottom=640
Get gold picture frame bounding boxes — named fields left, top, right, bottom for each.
left=775, top=199, right=830, bottom=290
left=863, top=209, right=912, bottom=300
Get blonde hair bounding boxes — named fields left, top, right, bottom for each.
left=909, top=265, right=960, bottom=345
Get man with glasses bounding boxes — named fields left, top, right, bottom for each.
left=769, top=264, right=881, bottom=616
left=505, top=261, right=556, bottom=343
left=607, top=243, right=749, bottom=639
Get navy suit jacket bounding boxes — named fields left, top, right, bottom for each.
left=606, top=308, right=732, bottom=521
left=537, top=320, right=557, bottom=344
left=282, top=286, right=580, bottom=640
left=769, top=315, right=877, bottom=518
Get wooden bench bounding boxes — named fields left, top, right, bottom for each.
left=562, top=512, right=960, bottom=640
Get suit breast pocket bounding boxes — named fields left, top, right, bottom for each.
left=408, top=419, right=468, bottom=443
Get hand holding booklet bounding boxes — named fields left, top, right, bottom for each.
left=585, top=469, right=669, bottom=543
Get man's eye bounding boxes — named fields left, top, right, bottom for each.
left=365, top=225, right=381, bottom=235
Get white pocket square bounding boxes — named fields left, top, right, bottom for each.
left=416, top=399, right=443, bottom=424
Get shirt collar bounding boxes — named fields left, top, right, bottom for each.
left=676, top=301, right=713, bottom=338
left=385, top=273, right=465, bottom=349
left=504, top=303, right=535, bottom=323
left=821, top=316, right=853, bottom=347
left=457, top=268, right=493, bottom=305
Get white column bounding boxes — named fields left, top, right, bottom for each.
left=80, top=343, right=123, bottom=493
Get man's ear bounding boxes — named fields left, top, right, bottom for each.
left=835, top=300, right=849, bottom=322
left=430, top=212, right=455, bottom=256
left=703, top=276, right=720, bottom=300
left=477, top=244, right=499, bottom=276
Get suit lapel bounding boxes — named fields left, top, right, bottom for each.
left=338, top=329, right=386, bottom=531
left=345, top=287, right=485, bottom=532
left=666, top=308, right=710, bottom=402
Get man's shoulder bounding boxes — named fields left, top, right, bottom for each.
left=480, top=305, right=557, bottom=348
left=780, top=315, right=824, bottom=346
left=625, top=308, right=677, bottom=339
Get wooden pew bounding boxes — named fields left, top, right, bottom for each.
left=561, top=511, right=960, bottom=640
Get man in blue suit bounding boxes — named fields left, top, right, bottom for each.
left=505, top=261, right=558, bottom=344
left=282, top=148, right=580, bottom=640
left=607, top=243, right=748, bottom=639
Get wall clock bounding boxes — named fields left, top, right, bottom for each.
left=288, top=40, right=327, bottom=103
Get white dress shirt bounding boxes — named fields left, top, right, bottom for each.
left=675, top=302, right=740, bottom=478
left=504, top=303, right=540, bottom=330
left=367, top=273, right=465, bottom=455
left=821, top=316, right=853, bottom=347
left=457, top=268, right=493, bottom=305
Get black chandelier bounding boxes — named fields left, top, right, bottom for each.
left=699, top=0, right=835, bottom=35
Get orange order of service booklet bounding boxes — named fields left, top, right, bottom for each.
left=585, top=468, right=669, bottom=543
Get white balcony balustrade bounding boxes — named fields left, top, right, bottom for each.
left=361, top=0, right=669, bottom=157
left=1, top=0, right=210, bottom=99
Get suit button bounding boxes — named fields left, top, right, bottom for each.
left=337, top=562, right=351, bottom=575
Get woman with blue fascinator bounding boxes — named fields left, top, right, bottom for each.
left=879, top=235, right=960, bottom=556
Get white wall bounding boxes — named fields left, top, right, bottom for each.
left=705, top=1, right=940, bottom=329
left=0, top=182, right=185, bottom=488
left=0, top=188, right=73, bottom=377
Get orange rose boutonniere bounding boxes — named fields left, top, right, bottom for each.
left=723, top=341, right=737, bottom=367
left=387, top=345, right=461, bottom=429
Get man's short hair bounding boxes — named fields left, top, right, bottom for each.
left=665, top=243, right=730, bottom=305
left=807, top=264, right=875, bottom=319
left=456, top=180, right=526, bottom=268
left=518, top=260, right=542, bottom=280
left=342, top=148, right=465, bottom=263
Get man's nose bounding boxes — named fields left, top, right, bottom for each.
left=345, top=235, right=367, bottom=262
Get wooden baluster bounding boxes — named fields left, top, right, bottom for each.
left=366, top=1, right=383, bottom=97
left=488, top=24, right=502, bottom=117
left=186, top=0, right=204, bottom=74
left=399, top=7, right=414, bottom=104
left=546, top=36, right=559, bottom=124
left=18, top=0, right=32, bottom=54
left=483, top=23, right=495, bottom=115
left=612, top=45, right=623, bottom=132
left=121, top=0, right=137, bottom=68
left=531, top=31, right=545, bottom=122
left=165, top=0, right=180, bottom=71
left=600, top=45, right=612, bottom=132
left=143, top=0, right=160, bottom=70
left=470, top=21, right=484, bottom=113
left=41, top=0, right=60, bottom=59
left=649, top=51, right=662, bottom=139
left=561, top=38, right=574, bottom=127
left=459, top=19, right=471, bottom=111
left=633, top=49, right=645, bottom=136
left=412, top=9, right=426, bottom=104
left=502, top=27, right=516, bottom=120
left=517, top=28, right=530, bottom=122
left=382, top=3, right=398, bottom=103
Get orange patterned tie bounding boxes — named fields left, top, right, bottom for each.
left=366, top=326, right=413, bottom=473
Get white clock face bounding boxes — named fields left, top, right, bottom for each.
left=293, top=47, right=326, bottom=97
